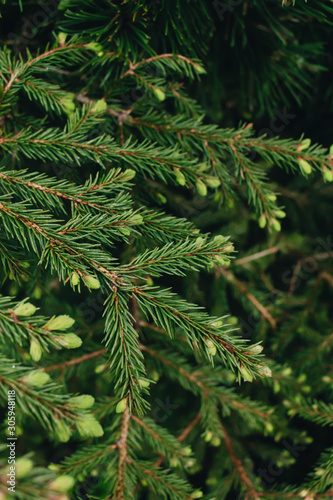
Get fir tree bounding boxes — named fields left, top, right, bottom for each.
left=0, top=1, right=333, bottom=499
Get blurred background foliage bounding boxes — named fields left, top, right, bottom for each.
left=0, top=0, right=333, bottom=499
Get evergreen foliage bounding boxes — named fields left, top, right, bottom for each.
left=0, top=1, right=333, bottom=499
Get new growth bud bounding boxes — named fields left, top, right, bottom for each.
left=92, top=99, right=107, bottom=113
left=44, top=315, right=75, bottom=331
left=13, top=302, right=36, bottom=317
left=258, top=213, right=266, bottom=228
left=153, top=87, right=166, bottom=101
left=49, top=475, right=75, bottom=492
left=54, top=333, right=82, bottom=349
left=70, top=395, right=95, bottom=409
left=82, top=275, right=101, bottom=289
left=116, top=398, right=128, bottom=413
left=123, top=168, right=136, bottom=180
left=138, top=379, right=150, bottom=388
left=298, top=158, right=312, bottom=176
left=70, top=272, right=80, bottom=286
left=205, top=338, right=217, bottom=356
left=240, top=365, right=253, bottom=382
left=23, top=370, right=51, bottom=387
left=323, top=167, right=333, bottom=182
left=30, top=338, right=43, bottom=362
left=54, top=419, right=71, bottom=443
left=76, top=414, right=104, bottom=438
left=258, top=365, right=273, bottom=378
left=248, top=344, right=264, bottom=354
left=196, top=179, right=207, bottom=197
left=15, top=457, right=33, bottom=479
left=174, top=169, right=186, bottom=186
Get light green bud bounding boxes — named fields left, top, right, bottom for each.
left=240, top=365, right=253, bottom=382
left=211, top=436, right=221, bottom=447
left=323, top=167, right=333, bottom=182
left=204, top=431, right=213, bottom=442
left=228, top=316, right=238, bottom=325
left=30, top=338, right=43, bottom=362
left=273, top=381, right=281, bottom=393
left=214, top=255, right=229, bottom=266
left=76, top=414, right=104, bottom=438
left=70, top=271, right=80, bottom=286
left=275, top=210, right=286, bottom=219
left=182, top=446, right=192, bottom=456
left=54, top=333, right=82, bottom=349
left=123, top=169, right=136, bottom=180
left=192, top=490, right=204, bottom=498
left=13, top=302, right=36, bottom=317
left=58, top=32, right=67, bottom=45
left=170, top=457, right=180, bottom=467
left=44, top=315, right=75, bottom=331
left=248, top=344, right=263, bottom=354
left=258, top=365, right=272, bottom=378
left=205, top=177, right=221, bottom=188
left=146, top=276, right=154, bottom=286
left=298, top=158, right=312, bottom=175
left=138, top=379, right=150, bottom=388
left=95, top=364, right=107, bottom=374
left=70, top=395, right=95, bottom=409
left=82, top=275, right=100, bottom=289
left=131, top=214, right=144, bottom=225
left=92, top=99, right=107, bottom=113
left=224, top=243, right=235, bottom=253
left=48, top=464, right=60, bottom=471
left=49, top=475, right=75, bottom=492
left=15, top=458, right=33, bottom=479
left=258, top=213, right=266, bottom=228
left=211, top=320, right=223, bottom=327
left=194, top=64, right=206, bottom=75
left=85, top=42, right=103, bottom=53
left=196, top=179, right=207, bottom=197
left=54, top=419, right=71, bottom=443
left=174, top=169, right=186, bottom=186
left=265, top=422, right=274, bottom=433
left=153, top=87, right=166, bottom=101
left=205, top=339, right=217, bottom=356
left=157, top=193, right=167, bottom=204
left=209, top=345, right=217, bottom=356
left=62, top=96, right=75, bottom=115
left=115, top=398, right=128, bottom=413
left=213, top=235, right=226, bottom=245
left=271, top=218, right=281, bottom=232
left=23, top=370, right=51, bottom=387
left=267, top=194, right=277, bottom=201
left=298, top=138, right=311, bottom=151
left=151, top=370, right=160, bottom=382
left=195, top=237, right=205, bottom=247
left=32, top=286, right=42, bottom=300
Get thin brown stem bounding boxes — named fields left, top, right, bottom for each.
left=233, top=246, right=280, bottom=267
left=115, top=406, right=131, bottom=500
left=44, top=348, right=106, bottom=372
